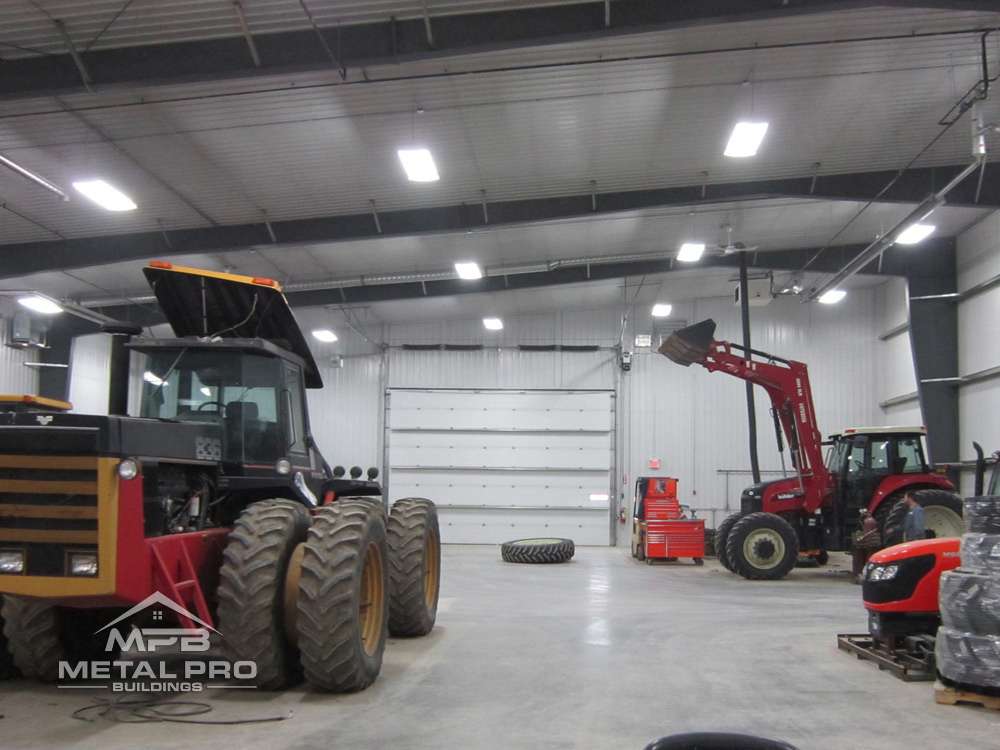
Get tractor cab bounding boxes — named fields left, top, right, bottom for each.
left=826, top=427, right=930, bottom=512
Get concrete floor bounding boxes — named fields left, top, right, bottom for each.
left=1, top=546, right=997, bottom=749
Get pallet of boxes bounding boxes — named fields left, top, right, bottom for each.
left=935, top=494, right=1000, bottom=709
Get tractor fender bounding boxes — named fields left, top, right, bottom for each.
left=867, top=474, right=954, bottom=516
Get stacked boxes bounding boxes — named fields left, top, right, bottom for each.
left=936, top=495, right=1000, bottom=689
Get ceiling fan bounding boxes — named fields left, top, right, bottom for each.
left=714, top=223, right=759, bottom=255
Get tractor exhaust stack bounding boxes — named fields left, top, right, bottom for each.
left=658, top=319, right=717, bottom=366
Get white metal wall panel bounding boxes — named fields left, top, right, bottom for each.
left=387, top=388, right=613, bottom=545
left=67, top=333, right=111, bottom=414
left=0, top=322, right=38, bottom=394
left=957, top=211, right=1000, bottom=466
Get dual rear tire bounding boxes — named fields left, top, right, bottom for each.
left=217, top=496, right=440, bottom=693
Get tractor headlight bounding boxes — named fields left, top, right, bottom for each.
left=276, top=458, right=292, bottom=475
left=0, top=550, right=25, bottom=574
left=68, top=552, right=98, bottom=577
left=868, top=564, right=899, bottom=581
left=118, top=458, right=139, bottom=480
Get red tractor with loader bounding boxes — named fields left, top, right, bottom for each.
left=0, top=262, right=441, bottom=690
left=660, top=319, right=962, bottom=580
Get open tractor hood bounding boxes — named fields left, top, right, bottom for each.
left=142, top=261, right=323, bottom=388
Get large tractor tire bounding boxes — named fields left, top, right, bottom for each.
left=939, top=569, right=1000, bottom=635
left=881, top=489, right=964, bottom=546
left=714, top=513, right=742, bottom=572
left=1, top=599, right=109, bottom=681
left=726, top=512, right=799, bottom=581
left=217, top=498, right=311, bottom=690
left=0, top=598, right=15, bottom=679
left=298, top=502, right=388, bottom=692
left=501, top=538, right=575, bottom=564
left=387, top=498, right=441, bottom=637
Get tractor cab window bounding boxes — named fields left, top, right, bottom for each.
left=826, top=440, right=850, bottom=475
left=894, top=437, right=926, bottom=474
left=282, top=362, right=308, bottom=459
left=846, top=438, right=867, bottom=475
left=870, top=440, right=890, bottom=471
left=139, top=349, right=286, bottom=463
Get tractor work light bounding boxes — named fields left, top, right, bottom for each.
left=0, top=550, right=25, bottom=574
left=118, top=458, right=139, bottom=480
left=68, top=552, right=98, bottom=577
left=276, top=458, right=292, bottom=475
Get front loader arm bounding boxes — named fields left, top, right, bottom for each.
left=659, top=319, right=831, bottom=510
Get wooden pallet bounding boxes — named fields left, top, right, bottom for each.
left=935, top=681, right=1000, bottom=711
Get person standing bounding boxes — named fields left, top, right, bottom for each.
left=903, top=493, right=926, bottom=542
left=852, top=510, right=881, bottom=582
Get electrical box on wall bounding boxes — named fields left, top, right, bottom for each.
left=6, top=311, right=48, bottom=349
left=733, top=276, right=774, bottom=307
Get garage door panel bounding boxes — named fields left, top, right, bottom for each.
left=390, top=445, right=611, bottom=470
left=388, top=389, right=614, bottom=545
left=437, top=508, right=609, bottom=546
left=389, top=468, right=610, bottom=508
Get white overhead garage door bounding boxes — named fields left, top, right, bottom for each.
left=386, top=388, right=615, bottom=545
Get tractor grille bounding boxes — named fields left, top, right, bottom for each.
left=0, top=455, right=100, bottom=577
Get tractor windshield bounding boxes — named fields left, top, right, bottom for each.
left=139, top=348, right=292, bottom=463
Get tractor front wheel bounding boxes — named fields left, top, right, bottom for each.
left=297, top=502, right=388, bottom=692
left=217, top=499, right=311, bottom=690
left=726, top=512, right=799, bottom=581
left=1, top=599, right=110, bottom=681
left=387, top=498, right=441, bottom=637
left=715, top=513, right=742, bottom=572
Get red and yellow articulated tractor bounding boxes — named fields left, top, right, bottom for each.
left=660, top=319, right=962, bottom=580
left=0, top=263, right=441, bottom=690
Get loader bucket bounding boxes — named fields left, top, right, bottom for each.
left=658, top=319, right=717, bottom=366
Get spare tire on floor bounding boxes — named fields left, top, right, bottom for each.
left=501, top=538, right=575, bottom=564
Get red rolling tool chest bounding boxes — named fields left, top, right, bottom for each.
left=630, top=476, right=705, bottom=565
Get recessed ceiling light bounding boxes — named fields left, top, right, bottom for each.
left=17, top=295, right=62, bottom=315
left=677, top=243, right=705, bottom=263
left=311, top=329, right=338, bottom=343
left=651, top=303, right=673, bottom=317
left=724, top=121, right=769, bottom=158
left=483, top=317, right=503, bottom=330
left=818, top=289, right=847, bottom=305
left=143, top=371, right=166, bottom=386
left=895, top=223, right=936, bottom=245
left=455, top=262, right=483, bottom=280
left=589, top=493, right=610, bottom=502
left=397, top=148, right=440, bottom=182
left=72, top=179, right=137, bottom=211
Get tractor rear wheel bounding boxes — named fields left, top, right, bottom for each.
left=726, top=512, right=799, bottom=580
left=0, top=599, right=15, bottom=679
left=715, top=513, right=742, bottom=572
left=387, top=498, right=441, bottom=637
left=1, top=599, right=110, bottom=681
left=881, top=489, right=964, bottom=546
left=297, top=502, right=388, bottom=692
left=217, top=498, right=311, bottom=690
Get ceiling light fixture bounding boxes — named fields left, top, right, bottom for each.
left=311, top=329, right=338, bottom=343
left=143, top=371, right=165, bottom=386
left=895, top=223, right=936, bottom=245
left=677, top=243, right=705, bottom=263
left=17, top=294, right=63, bottom=315
left=651, top=303, right=673, bottom=318
left=818, top=289, right=847, bottom=305
left=72, top=179, right=137, bottom=211
left=483, top=317, right=503, bottom=330
left=455, top=262, right=483, bottom=280
left=397, top=148, right=440, bottom=182
left=724, top=121, right=769, bottom=158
